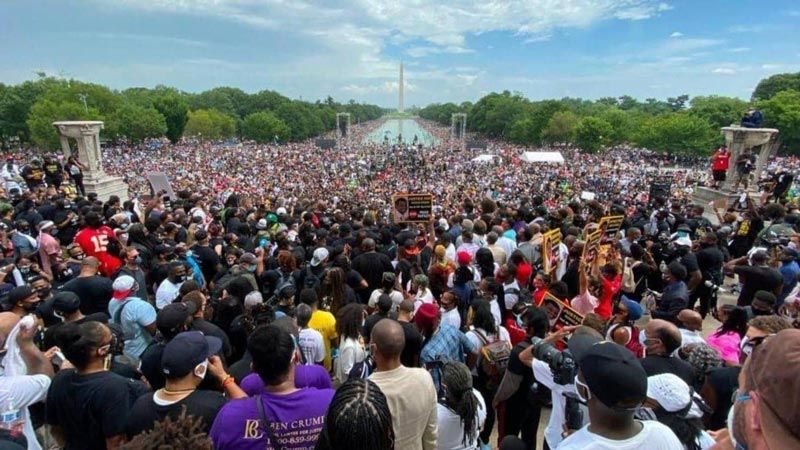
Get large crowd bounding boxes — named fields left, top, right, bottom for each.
left=0, top=118, right=798, bottom=450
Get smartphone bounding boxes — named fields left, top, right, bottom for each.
left=52, top=350, right=65, bottom=367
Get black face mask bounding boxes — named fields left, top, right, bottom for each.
left=37, top=288, right=51, bottom=300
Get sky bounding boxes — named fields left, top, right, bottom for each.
left=1, top=0, right=799, bottom=108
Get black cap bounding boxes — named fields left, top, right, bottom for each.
left=154, top=244, right=174, bottom=256
left=8, top=286, right=35, bottom=305
left=579, top=341, right=647, bottom=410
left=161, top=331, right=222, bottom=378
left=156, top=302, right=197, bottom=336
left=45, top=291, right=81, bottom=313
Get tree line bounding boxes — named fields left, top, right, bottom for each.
left=418, top=72, right=800, bottom=155
left=0, top=76, right=386, bottom=149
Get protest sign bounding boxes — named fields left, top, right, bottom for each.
left=597, top=215, right=625, bottom=243
left=582, top=229, right=602, bottom=264
left=391, top=193, right=433, bottom=223
left=146, top=172, right=175, bottom=200
left=541, top=228, right=562, bottom=275
left=541, top=293, right=584, bottom=332
left=580, top=191, right=596, bottom=201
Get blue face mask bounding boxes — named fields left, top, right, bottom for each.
left=134, top=256, right=143, bottom=265
left=515, top=314, right=525, bottom=328
left=248, top=265, right=257, bottom=273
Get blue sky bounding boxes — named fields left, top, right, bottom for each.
left=1, top=0, right=798, bottom=108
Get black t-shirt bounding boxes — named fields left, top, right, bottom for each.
left=352, top=252, right=394, bottom=299
left=706, top=366, right=740, bottom=430
left=629, top=261, right=652, bottom=300
left=190, top=244, right=220, bottom=282
left=139, top=342, right=166, bottom=390
left=191, top=319, right=232, bottom=359
left=506, top=341, right=536, bottom=409
left=125, top=389, right=226, bottom=438
left=696, top=245, right=725, bottom=283
left=679, top=252, right=700, bottom=274
left=61, top=276, right=114, bottom=316
left=46, top=370, right=143, bottom=450
left=399, top=320, right=423, bottom=368
left=641, top=355, right=695, bottom=386
left=733, top=265, right=783, bottom=306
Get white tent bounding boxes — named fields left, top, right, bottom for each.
left=471, top=154, right=498, bottom=163
left=521, top=151, right=565, bottom=164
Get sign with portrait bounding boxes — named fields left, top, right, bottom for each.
left=541, top=228, right=562, bottom=275
left=597, top=215, right=625, bottom=243
left=391, top=193, right=433, bottom=223
left=541, top=293, right=584, bottom=332
left=582, top=229, right=602, bottom=264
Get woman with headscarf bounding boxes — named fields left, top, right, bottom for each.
left=428, top=245, right=455, bottom=300
left=605, top=296, right=644, bottom=357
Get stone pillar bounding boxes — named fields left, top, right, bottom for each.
left=720, top=126, right=780, bottom=192
left=53, top=121, right=128, bottom=201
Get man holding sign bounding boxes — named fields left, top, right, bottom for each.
left=392, top=193, right=433, bottom=223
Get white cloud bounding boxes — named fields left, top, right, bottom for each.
left=669, top=31, right=683, bottom=38
left=761, top=64, right=783, bottom=70
left=729, top=24, right=765, bottom=33
left=727, top=47, right=750, bottom=53
left=712, top=67, right=737, bottom=75
left=341, top=81, right=417, bottom=94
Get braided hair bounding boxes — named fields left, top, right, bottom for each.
left=441, top=361, right=480, bottom=446
left=315, top=379, right=394, bottom=450
left=121, top=406, right=211, bottom=450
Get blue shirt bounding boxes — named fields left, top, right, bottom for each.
left=108, top=296, right=157, bottom=360
left=420, top=324, right=475, bottom=365
left=779, top=260, right=800, bottom=303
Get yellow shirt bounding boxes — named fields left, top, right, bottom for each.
left=308, top=310, right=337, bottom=371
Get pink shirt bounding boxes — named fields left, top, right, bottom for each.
left=571, top=291, right=599, bottom=315
left=706, top=329, right=741, bottom=364
left=37, top=232, right=60, bottom=276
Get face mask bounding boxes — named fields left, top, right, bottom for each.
left=53, top=311, right=65, bottom=322
left=248, top=265, right=257, bottom=273
left=74, top=254, right=84, bottom=260
left=194, top=360, right=209, bottom=380
left=19, top=266, right=30, bottom=275
left=134, top=256, right=142, bottom=265
left=175, top=275, right=187, bottom=283
left=515, top=314, right=525, bottom=328
left=37, top=288, right=51, bottom=299
left=574, top=375, right=591, bottom=404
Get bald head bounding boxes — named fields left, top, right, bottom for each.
left=362, top=238, right=376, bottom=251
left=645, top=319, right=682, bottom=354
left=677, top=309, right=703, bottom=331
left=371, top=318, right=405, bottom=359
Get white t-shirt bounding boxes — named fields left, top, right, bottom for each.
left=0, top=374, right=51, bottom=450
left=413, top=288, right=435, bottom=313
left=298, top=327, right=326, bottom=364
left=490, top=299, right=502, bottom=327
left=441, top=307, right=462, bottom=329
left=503, top=279, right=520, bottom=310
left=533, top=359, right=583, bottom=448
left=436, top=388, right=487, bottom=450
left=368, top=289, right=404, bottom=311
left=555, top=420, right=682, bottom=450
left=155, top=279, right=183, bottom=309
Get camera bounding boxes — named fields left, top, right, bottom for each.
left=531, top=336, right=577, bottom=385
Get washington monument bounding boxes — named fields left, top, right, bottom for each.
left=398, top=61, right=404, bottom=113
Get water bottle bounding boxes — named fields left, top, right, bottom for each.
left=0, top=393, right=24, bottom=437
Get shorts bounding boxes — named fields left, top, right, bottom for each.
left=712, top=170, right=726, bottom=181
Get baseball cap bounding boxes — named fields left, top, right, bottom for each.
left=619, top=295, right=644, bottom=321
left=45, top=291, right=81, bottom=314
left=239, top=253, right=257, bottom=265
left=457, top=250, right=471, bottom=266
left=311, top=247, right=329, bottom=267
left=256, top=218, right=268, bottom=230
left=154, top=244, right=174, bottom=256
left=112, top=275, right=136, bottom=300
left=8, top=286, right=36, bottom=305
left=37, top=221, right=55, bottom=231
left=161, top=331, right=222, bottom=379
left=579, top=341, right=647, bottom=410
left=276, top=207, right=287, bottom=216
left=267, top=213, right=278, bottom=223
left=565, top=327, right=603, bottom=361
left=743, top=329, right=800, bottom=450
left=156, top=302, right=197, bottom=336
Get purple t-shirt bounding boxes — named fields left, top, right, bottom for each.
left=210, top=388, right=335, bottom=450
left=240, top=365, right=333, bottom=396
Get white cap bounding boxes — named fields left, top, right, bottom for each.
left=244, top=292, right=264, bottom=310
left=276, top=207, right=287, bottom=215
left=38, top=220, right=55, bottom=231
left=311, top=247, right=329, bottom=267
left=256, top=218, right=268, bottom=230
left=646, top=373, right=704, bottom=418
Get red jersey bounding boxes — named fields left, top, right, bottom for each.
left=712, top=151, right=731, bottom=171
left=595, top=274, right=621, bottom=320
left=74, top=226, right=122, bottom=277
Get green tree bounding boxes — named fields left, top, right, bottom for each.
left=667, top=94, right=690, bottom=111
left=598, top=108, right=634, bottom=145
left=633, top=113, right=718, bottom=155
left=0, top=76, right=64, bottom=143
left=542, top=111, right=579, bottom=143
left=689, top=95, right=748, bottom=129
left=275, top=101, right=325, bottom=141
left=751, top=72, right=800, bottom=101
left=27, top=99, right=102, bottom=149
left=758, top=89, right=800, bottom=153
left=189, top=89, right=238, bottom=118
left=106, top=103, right=167, bottom=142
left=183, top=109, right=236, bottom=140
left=241, top=111, right=290, bottom=143
left=574, top=117, right=613, bottom=153
left=152, top=90, right=189, bottom=143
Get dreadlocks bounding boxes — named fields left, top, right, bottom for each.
left=120, top=406, right=211, bottom=450
left=315, top=378, right=394, bottom=450
left=441, top=360, right=480, bottom=446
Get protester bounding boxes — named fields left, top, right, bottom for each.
left=641, top=373, right=715, bottom=450
left=437, top=360, right=487, bottom=450
left=640, top=319, right=695, bottom=385
left=108, top=275, right=157, bottom=363
left=369, top=319, right=438, bottom=450
left=315, top=378, right=395, bottom=450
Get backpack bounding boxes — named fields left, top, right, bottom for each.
left=621, top=258, right=643, bottom=294
left=348, top=355, right=376, bottom=380
left=504, top=286, right=532, bottom=305
left=474, top=330, right=511, bottom=391
left=303, top=266, right=323, bottom=294
left=274, top=270, right=296, bottom=297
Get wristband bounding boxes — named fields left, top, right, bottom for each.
left=222, top=375, right=235, bottom=387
